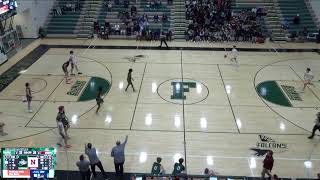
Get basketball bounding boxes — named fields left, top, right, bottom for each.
left=224, top=54, right=227, bottom=58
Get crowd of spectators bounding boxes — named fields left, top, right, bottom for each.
left=94, top=0, right=172, bottom=41
left=52, top=0, right=81, bottom=16
left=185, top=0, right=266, bottom=43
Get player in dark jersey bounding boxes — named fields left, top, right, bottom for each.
left=159, top=31, right=169, bottom=48
left=62, top=61, right=70, bottom=84
left=172, top=158, right=185, bottom=176
left=25, top=83, right=32, bottom=113
left=125, top=68, right=135, bottom=92
left=151, top=157, right=165, bottom=176
left=95, top=86, right=104, bottom=114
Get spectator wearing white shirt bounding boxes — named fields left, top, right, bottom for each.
left=114, top=24, right=120, bottom=35
left=302, top=68, right=314, bottom=92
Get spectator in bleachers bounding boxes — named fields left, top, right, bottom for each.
left=149, top=0, right=155, bottom=9
left=53, top=5, right=62, bottom=16
left=251, top=7, right=257, bottom=15
left=126, top=23, right=132, bottom=36
left=120, top=24, right=126, bottom=35
left=185, top=0, right=264, bottom=42
left=143, top=13, right=149, bottom=22
left=162, top=13, right=168, bottom=22
left=114, top=23, right=121, bottom=35
left=107, top=1, right=112, bottom=12
left=155, top=0, right=161, bottom=8
left=124, top=0, right=129, bottom=9
left=168, top=0, right=173, bottom=5
left=99, top=25, right=107, bottom=39
left=154, top=14, right=159, bottom=23
left=256, top=7, right=267, bottom=16
left=39, top=26, right=46, bottom=38
left=65, top=2, right=72, bottom=11
left=151, top=157, right=165, bottom=175
left=94, top=21, right=99, bottom=34
left=167, top=30, right=173, bottom=41
left=293, top=14, right=300, bottom=25
left=131, top=5, right=137, bottom=15
left=52, top=6, right=58, bottom=16
left=299, top=27, right=309, bottom=41
left=131, top=12, right=137, bottom=21
left=289, top=31, right=298, bottom=41
left=76, top=0, right=81, bottom=11
left=71, top=3, right=76, bottom=12
left=281, top=18, right=289, bottom=30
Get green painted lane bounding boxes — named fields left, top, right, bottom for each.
left=256, top=81, right=292, bottom=107
left=78, top=77, right=111, bottom=102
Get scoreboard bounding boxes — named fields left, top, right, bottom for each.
left=1, top=147, right=56, bottom=178
left=0, top=0, right=17, bottom=15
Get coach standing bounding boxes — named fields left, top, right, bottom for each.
left=111, top=135, right=128, bottom=176
left=76, top=154, right=91, bottom=180
left=85, top=143, right=108, bottom=179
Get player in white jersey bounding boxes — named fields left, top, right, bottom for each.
left=69, top=51, right=82, bottom=75
left=57, top=118, right=71, bottom=149
left=225, top=45, right=239, bottom=68
left=302, top=68, right=315, bottom=92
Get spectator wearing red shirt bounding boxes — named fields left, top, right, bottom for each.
left=261, top=150, right=274, bottom=179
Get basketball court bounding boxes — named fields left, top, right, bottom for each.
left=1, top=39, right=320, bottom=178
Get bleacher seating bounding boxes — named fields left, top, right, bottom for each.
left=231, top=0, right=270, bottom=37
left=229, top=0, right=287, bottom=41
left=46, top=0, right=84, bottom=36
left=44, top=0, right=318, bottom=41
left=97, top=0, right=172, bottom=38
left=278, top=0, right=317, bottom=33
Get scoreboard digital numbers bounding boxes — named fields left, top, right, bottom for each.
left=1, top=147, right=56, bottom=178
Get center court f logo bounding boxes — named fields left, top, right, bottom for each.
left=171, top=82, right=196, bottom=100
